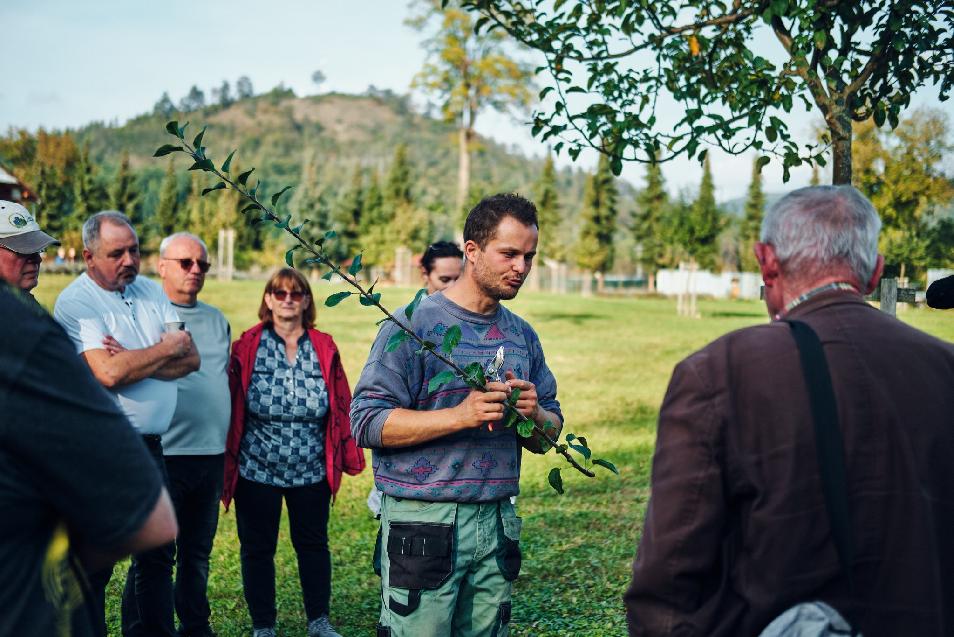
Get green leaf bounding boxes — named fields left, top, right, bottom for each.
left=405, top=288, right=427, bottom=319
left=324, top=230, right=337, bottom=240
left=275, top=215, right=291, bottom=230
left=428, top=370, right=457, bottom=393
left=165, top=120, right=180, bottom=136
left=385, top=329, right=409, bottom=352
left=441, top=324, right=462, bottom=355
left=153, top=144, right=182, bottom=157
left=359, top=292, right=382, bottom=307
left=756, top=155, right=771, bottom=171
left=237, top=168, right=255, bottom=186
left=547, top=467, right=565, bottom=495
left=593, top=458, right=620, bottom=475
left=517, top=418, right=535, bottom=438
left=462, top=362, right=486, bottom=387
left=301, top=257, right=323, bottom=266
left=284, top=247, right=299, bottom=267
left=321, top=270, right=335, bottom=281
left=813, top=30, right=827, bottom=49
left=201, top=182, right=226, bottom=196
left=240, top=203, right=260, bottom=214
left=188, top=159, right=215, bottom=172
left=271, top=185, right=294, bottom=206
left=177, top=122, right=189, bottom=139
left=192, top=126, right=207, bottom=149
left=348, top=253, right=363, bottom=276
left=221, top=150, right=236, bottom=173
left=568, top=443, right=592, bottom=460
left=324, top=291, right=352, bottom=307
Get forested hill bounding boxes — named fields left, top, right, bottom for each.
left=73, top=90, right=601, bottom=246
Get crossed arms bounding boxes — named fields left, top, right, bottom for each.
left=82, top=330, right=200, bottom=388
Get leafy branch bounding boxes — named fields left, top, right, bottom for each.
left=156, top=121, right=618, bottom=491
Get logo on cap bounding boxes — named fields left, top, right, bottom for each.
left=9, top=212, right=30, bottom=229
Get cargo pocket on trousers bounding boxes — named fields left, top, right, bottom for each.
left=496, top=511, right=522, bottom=581
left=373, top=525, right=382, bottom=577
left=386, top=521, right=454, bottom=615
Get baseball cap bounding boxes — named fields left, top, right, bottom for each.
left=0, top=200, right=60, bottom=254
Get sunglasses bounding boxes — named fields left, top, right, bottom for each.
left=272, top=289, right=306, bottom=302
left=163, top=258, right=211, bottom=273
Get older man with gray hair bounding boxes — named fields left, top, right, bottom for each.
left=157, top=232, right=231, bottom=637
left=54, top=211, right=200, bottom=637
left=624, top=185, right=954, bottom=637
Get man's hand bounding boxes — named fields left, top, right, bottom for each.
left=453, top=381, right=510, bottom=429
left=505, top=371, right=539, bottom=421
left=160, top=330, right=193, bottom=358
left=102, top=335, right=127, bottom=356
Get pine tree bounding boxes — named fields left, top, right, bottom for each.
left=155, top=160, right=180, bottom=241
left=110, top=150, right=139, bottom=222
left=385, top=144, right=430, bottom=253
left=632, top=158, right=669, bottom=290
left=575, top=154, right=618, bottom=290
left=72, top=145, right=94, bottom=221
left=359, top=172, right=394, bottom=267
left=331, top=166, right=366, bottom=261
left=688, top=156, right=722, bottom=270
left=739, top=158, right=765, bottom=272
left=535, top=154, right=563, bottom=262
left=384, top=144, right=413, bottom=209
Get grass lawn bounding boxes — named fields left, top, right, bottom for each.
left=33, top=274, right=954, bottom=637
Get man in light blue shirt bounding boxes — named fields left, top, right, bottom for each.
left=54, top=211, right=199, bottom=637
left=158, top=232, right=231, bottom=637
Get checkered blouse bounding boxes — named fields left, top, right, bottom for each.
left=239, top=328, right=330, bottom=487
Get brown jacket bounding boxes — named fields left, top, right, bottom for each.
left=625, top=291, right=954, bottom=637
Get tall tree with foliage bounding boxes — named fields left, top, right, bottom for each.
left=853, top=109, right=954, bottom=282
left=408, top=0, right=534, bottom=217
left=388, top=145, right=432, bottom=253
left=155, top=159, right=180, bottom=241
left=576, top=154, right=618, bottom=292
left=359, top=171, right=394, bottom=268
left=739, top=158, right=766, bottom=272
left=331, top=166, right=366, bottom=262
left=72, top=144, right=107, bottom=223
left=535, top=154, right=563, bottom=262
left=110, top=150, right=139, bottom=222
left=632, top=158, right=669, bottom=290
left=459, top=1, right=954, bottom=184
left=688, top=157, right=723, bottom=270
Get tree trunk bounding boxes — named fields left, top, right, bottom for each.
left=456, top=125, right=471, bottom=220
left=830, top=111, right=853, bottom=185
left=648, top=271, right=656, bottom=293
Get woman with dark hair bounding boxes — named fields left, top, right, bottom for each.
left=222, top=268, right=364, bottom=637
left=419, top=240, right=463, bottom=294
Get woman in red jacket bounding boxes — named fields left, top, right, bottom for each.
left=223, top=268, right=364, bottom=637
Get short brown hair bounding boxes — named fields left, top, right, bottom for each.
left=257, top=267, right=316, bottom=329
left=463, top=193, right=538, bottom=248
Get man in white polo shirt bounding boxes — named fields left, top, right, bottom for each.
left=54, top=210, right=200, bottom=637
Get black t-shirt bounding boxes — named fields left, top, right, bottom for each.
left=0, top=286, right=162, bottom=636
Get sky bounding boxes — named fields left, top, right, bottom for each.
left=2, top=0, right=951, bottom=202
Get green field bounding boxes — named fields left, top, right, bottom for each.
left=33, top=274, right=954, bottom=637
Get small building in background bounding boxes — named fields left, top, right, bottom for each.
left=0, top=164, right=38, bottom=204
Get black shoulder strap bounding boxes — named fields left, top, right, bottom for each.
left=785, top=320, right=855, bottom=592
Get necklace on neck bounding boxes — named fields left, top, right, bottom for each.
left=781, top=281, right=858, bottom=317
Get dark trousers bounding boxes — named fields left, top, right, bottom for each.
left=120, top=435, right=177, bottom=637
left=234, top=477, right=332, bottom=628
left=165, top=454, right=224, bottom=636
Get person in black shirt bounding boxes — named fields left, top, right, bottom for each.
left=0, top=284, right=178, bottom=637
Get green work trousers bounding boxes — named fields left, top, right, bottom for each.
left=376, top=495, right=522, bottom=637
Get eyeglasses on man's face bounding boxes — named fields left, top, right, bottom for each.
left=162, top=258, right=211, bottom=273
left=271, top=289, right=306, bottom=302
